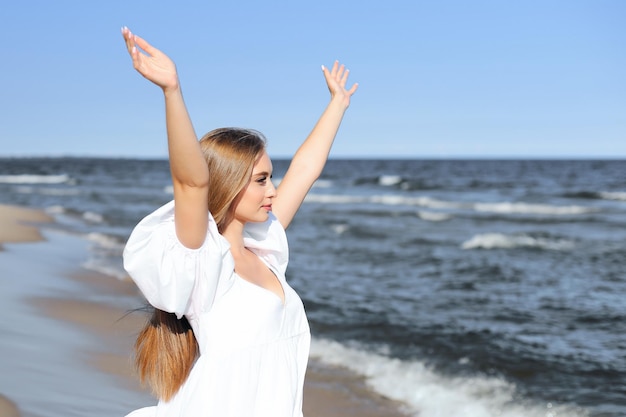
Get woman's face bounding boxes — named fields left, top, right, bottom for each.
left=233, top=151, right=276, bottom=224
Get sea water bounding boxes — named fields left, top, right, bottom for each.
left=1, top=157, right=624, bottom=417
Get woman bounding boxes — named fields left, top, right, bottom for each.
left=120, top=27, right=357, bottom=417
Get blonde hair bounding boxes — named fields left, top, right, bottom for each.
left=200, top=128, right=267, bottom=232
left=134, top=128, right=266, bottom=401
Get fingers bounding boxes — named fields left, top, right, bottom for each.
left=121, top=27, right=134, bottom=55
left=121, top=27, right=145, bottom=74
left=326, top=61, right=350, bottom=82
left=331, top=60, right=339, bottom=78
left=340, top=69, right=349, bottom=88
left=323, top=60, right=356, bottom=94
left=133, top=34, right=156, bottom=56
left=121, top=27, right=156, bottom=58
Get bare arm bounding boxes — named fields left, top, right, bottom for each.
left=122, top=28, right=208, bottom=248
left=272, top=61, right=358, bottom=229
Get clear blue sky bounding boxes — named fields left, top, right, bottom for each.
left=1, top=0, right=624, bottom=158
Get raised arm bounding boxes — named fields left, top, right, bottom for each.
left=272, top=61, right=358, bottom=229
left=122, top=28, right=209, bottom=248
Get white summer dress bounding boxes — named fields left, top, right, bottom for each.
left=123, top=201, right=311, bottom=417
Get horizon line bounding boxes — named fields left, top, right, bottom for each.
left=1, top=154, right=625, bottom=161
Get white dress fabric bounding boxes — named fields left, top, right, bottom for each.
left=123, top=201, right=310, bottom=417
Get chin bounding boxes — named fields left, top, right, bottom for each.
left=248, top=212, right=270, bottom=224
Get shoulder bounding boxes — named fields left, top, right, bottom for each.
left=125, top=200, right=224, bottom=263
left=128, top=200, right=219, bottom=241
left=243, top=213, right=289, bottom=273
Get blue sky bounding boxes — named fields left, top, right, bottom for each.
left=1, top=1, right=624, bottom=158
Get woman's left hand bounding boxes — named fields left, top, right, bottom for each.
left=121, top=27, right=179, bottom=93
left=322, top=61, right=359, bottom=108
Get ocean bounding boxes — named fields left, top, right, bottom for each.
left=1, top=157, right=624, bottom=417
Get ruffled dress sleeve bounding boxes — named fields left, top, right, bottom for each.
left=123, top=201, right=233, bottom=319
left=243, top=212, right=289, bottom=276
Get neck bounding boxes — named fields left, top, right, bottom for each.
left=221, top=219, right=246, bottom=254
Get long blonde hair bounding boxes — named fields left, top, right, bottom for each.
left=134, top=128, right=266, bottom=401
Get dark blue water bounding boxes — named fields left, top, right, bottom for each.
left=1, top=158, right=624, bottom=417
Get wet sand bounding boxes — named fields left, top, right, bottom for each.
left=0, top=204, right=52, bottom=248
left=0, top=204, right=408, bottom=417
left=0, top=395, right=20, bottom=417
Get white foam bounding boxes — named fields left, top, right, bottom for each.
left=79, top=232, right=127, bottom=279
left=379, top=175, right=403, bottom=186
left=81, top=259, right=128, bottom=280
left=599, top=191, right=626, bottom=201
left=85, top=232, right=121, bottom=250
left=15, top=186, right=79, bottom=196
left=305, top=193, right=460, bottom=209
left=312, top=179, right=333, bottom=188
left=462, top=233, right=575, bottom=251
left=330, top=223, right=349, bottom=234
left=310, top=338, right=589, bottom=417
left=305, top=194, right=366, bottom=204
left=417, top=211, right=452, bottom=222
left=45, top=205, right=66, bottom=214
left=304, top=194, right=595, bottom=219
left=82, top=212, right=104, bottom=223
left=371, top=195, right=460, bottom=209
left=0, top=174, right=71, bottom=184
left=473, top=202, right=593, bottom=215
left=369, top=194, right=408, bottom=205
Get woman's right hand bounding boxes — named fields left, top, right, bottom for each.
left=121, top=27, right=179, bottom=92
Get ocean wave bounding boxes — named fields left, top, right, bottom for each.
left=378, top=175, right=403, bottom=186
left=564, top=190, right=626, bottom=202
left=305, top=194, right=367, bottom=204
left=599, top=191, right=626, bottom=201
left=305, top=194, right=593, bottom=218
left=45, top=205, right=66, bottom=215
left=85, top=232, right=122, bottom=249
left=372, top=195, right=459, bottom=208
left=81, top=259, right=128, bottom=280
left=312, top=179, right=332, bottom=188
left=473, top=202, right=593, bottom=215
left=14, top=186, right=80, bottom=196
left=417, top=211, right=453, bottom=222
left=83, top=212, right=104, bottom=223
left=310, top=338, right=588, bottom=417
left=461, top=233, right=575, bottom=251
left=330, top=223, right=350, bottom=235
left=305, top=193, right=458, bottom=209
left=0, top=174, right=72, bottom=184
left=43, top=205, right=104, bottom=226
left=82, top=232, right=127, bottom=279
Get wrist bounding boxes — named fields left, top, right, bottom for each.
left=329, top=95, right=349, bottom=110
left=162, top=79, right=182, bottom=97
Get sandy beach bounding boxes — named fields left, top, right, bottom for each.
left=0, top=204, right=408, bottom=417
left=0, top=204, right=52, bottom=248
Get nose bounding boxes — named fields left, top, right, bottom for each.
left=267, top=180, right=277, bottom=198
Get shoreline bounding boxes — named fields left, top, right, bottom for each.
left=0, top=395, right=20, bottom=417
left=0, top=204, right=52, bottom=249
left=0, top=204, right=53, bottom=417
left=0, top=204, right=410, bottom=417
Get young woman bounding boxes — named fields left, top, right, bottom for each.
left=120, top=27, right=357, bottom=417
